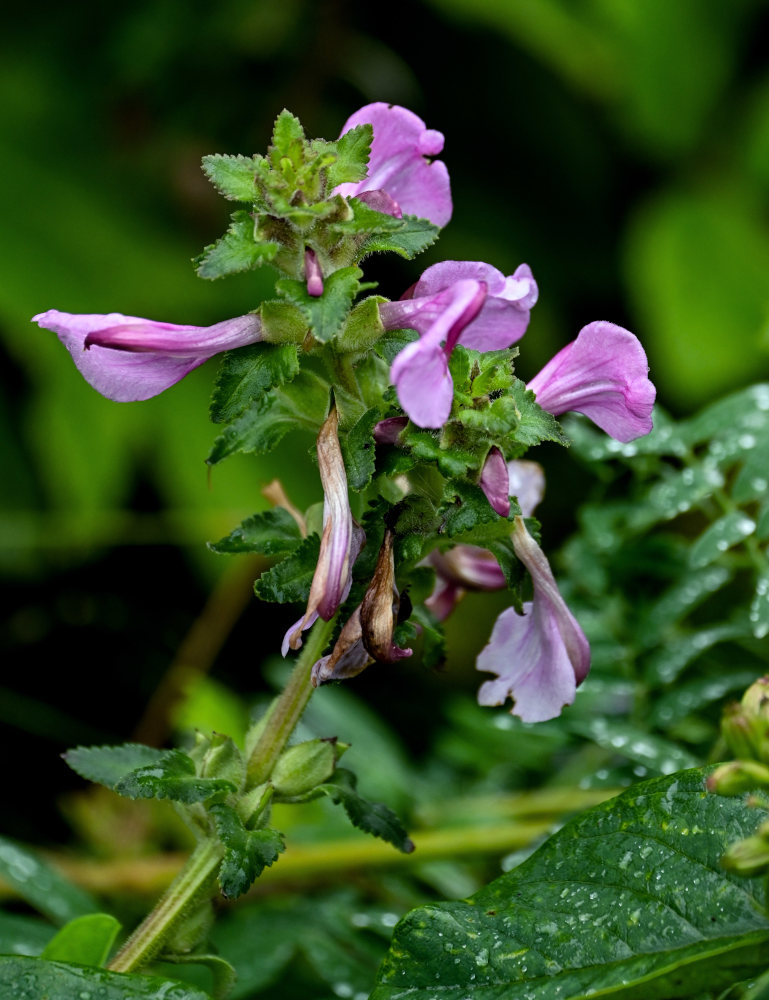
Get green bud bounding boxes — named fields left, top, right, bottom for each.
left=259, top=301, right=308, bottom=344
left=707, top=760, right=769, bottom=796
left=721, top=678, right=769, bottom=764
left=722, top=819, right=769, bottom=877
left=165, top=900, right=215, bottom=954
left=335, top=297, right=386, bottom=354
left=271, top=738, right=347, bottom=799
left=199, top=733, right=245, bottom=790
left=721, top=703, right=759, bottom=761
left=236, top=782, right=273, bottom=828
left=741, top=677, right=769, bottom=716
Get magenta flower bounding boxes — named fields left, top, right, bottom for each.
left=381, top=261, right=537, bottom=428
left=32, top=310, right=263, bottom=402
left=476, top=517, right=590, bottom=723
left=334, top=103, right=452, bottom=227
left=527, top=320, right=655, bottom=442
left=480, top=446, right=511, bottom=517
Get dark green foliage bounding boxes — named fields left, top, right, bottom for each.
left=210, top=804, right=285, bottom=899
left=320, top=769, right=413, bottom=854
left=114, top=749, right=236, bottom=804
left=0, top=958, right=211, bottom=999
left=209, top=507, right=303, bottom=555
left=254, top=533, right=320, bottom=603
left=209, top=343, right=300, bottom=424
left=64, top=743, right=166, bottom=789
left=0, top=836, right=98, bottom=926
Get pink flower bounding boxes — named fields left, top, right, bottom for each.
left=528, top=321, right=655, bottom=442
left=334, top=103, right=452, bottom=227
left=32, top=310, right=263, bottom=402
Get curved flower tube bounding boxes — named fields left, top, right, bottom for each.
left=476, top=517, right=590, bottom=723
left=32, top=310, right=263, bottom=402
left=480, top=446, right=511, bottom=517
left=334, top=103, right=452, bottom=227
left=382, top=261, right=537, bottom=428
left=528, top=320, right=655, bottom=442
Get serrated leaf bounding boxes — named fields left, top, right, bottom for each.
left=210, top=803, right=285, bottom=899
left=333, top=198, right=406, bottom=236
left=325, top=123, right=372, bottom=188
left=0, top=836, right=98, bottom=926
left=207, top=370, right=329, bottom=465
left=64, top=743, right=166, bottom=789
left=341, top=407, right=380, bottom=491
left=195, top=211, right=278, bottom=279
left=114, top=748, right=235, bottom=804
left=201, top=153, right=261, bottom=202
left=209, top=342, right=300, bottom=424
left=372, top=769, right=769, bottom=1000
left=0, top=957, right=211, bottom=999
left=209, top=508, right=302, bottom=555
left=509, top=380, right=570, bottom=451
left=441, top=482, right=507, bottom=539
left=689, top=509, right=756, bottom=567
left=271, top=109, right=305, bottom=160
left=359, top=213, right=440, bottom=259
left=254, top=532, right=320, bottom=603
left=276, top=266, right=362, bottom=343
left=750, top=571, right=769, bottom=639
left=41, top=913, right=121, bottom=967
left=375, top=328, right=418, bottom=364
left=320, top=769, right=413, bottom=854
left=404, top=429, right=475, bottom=478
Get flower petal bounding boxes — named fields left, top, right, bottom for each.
left=528, top=321, right=655, bottom=442
left=480, top=446, right=511, bottom=517
left=506, top=460, right=545, bottom=518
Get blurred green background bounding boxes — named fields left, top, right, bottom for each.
left=2, top=0, right=769, bottom=840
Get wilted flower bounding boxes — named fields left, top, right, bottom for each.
left=528, top=320, right=655, bottom=442
left=334, top=103, right=452, bottom=227
left=32, top=310, right=263, bottom=402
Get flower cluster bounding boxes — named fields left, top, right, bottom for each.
left=33, top=103, right=655, bottom=722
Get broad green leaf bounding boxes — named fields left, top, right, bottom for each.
left=372, top=769, right=769, bottom=1000
left=324, top=123, right=372, bottom=188
left=750, top=571, right=769, bottom=639
left=0, top=912, right=55, bottom=957
left=207, top=370, right=329, bottom=465
left=689, top=510, right=756, bottom=568
left=210, top=804, right=285, bottom=899
left=195, top=211, right=278, bottom=280
left=341, top=407, right=380, bottom=491
left=209, top=342, right=300, bottom=424
left=359, top=213, right=441, bottom=258
left=0, top=957, right=210, bottom=998
left=569, top=718, right=698, bottom=775
left=209, top=507, right=303, bottom=555
left=201, top=153, right=261, bottom=202
left=41, top=913, right=120, bottom=967
left=254, top=532, right=320, bottom=603
left=63, top=743, right=165, bottom=789
left=320, top=769, right=413, bottom=854
left=0, top=836, right=97, bottom=925
left=114, top=748, right=235, bottom=803
left=276, top=267, right=363, bottom=343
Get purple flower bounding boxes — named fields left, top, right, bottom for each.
left=527, top=321, right=655, bottom=443
left=283, top=408, right=364, bottom=654
left=381, top=260, right=537, bottom=428
left=476, top=517, right=590, bottom=723
left=32, top=310, right=263, bottom=402
left=334, top=103, right=452, bottom=227
left=480, top=446, right=510, bottom=517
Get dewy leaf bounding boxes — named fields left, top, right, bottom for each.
left=341, top=407, right=380, bottom=491
left=0, top=957, right=211, bottom=999
left=254, top=533, right=320, bottom=604
left=210, top=803, right=285, bottom=899
left=319, top=769, right=413, bottom=854
left=210, top=342, right=300, bottom=424
left=114, top=748, right=236, bottom=804
left=201, top=153, right=262, bottom=202
left=689, top=510, right=756, bottom=568
left=325, top=123, right=372, bottom=188
left=372, top=769, right=769, bottom=1000
left=195, top=210, right=278, bottom=280
left=276, top=267, right=363, bottom=343
left=64, top=743, right=166, bottom=789
left=359, top=214, right=440, bottom=259
left=750, top=571, right=769, bottom=640
left=41, top=913, right=121, bottom=967
left=209, top=507, right=303, bottom=556
left=0, top=836, right=98, bottom=926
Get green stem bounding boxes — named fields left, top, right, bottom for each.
left=108, top=838, right=222, bottom=973
left=247, top=615, right=336, bottom=785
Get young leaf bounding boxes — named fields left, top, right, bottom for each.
left=0, top=836, right=98, bottom=926
left=319, top=769, right=413, bottom=854
left=271, top=110, right=305, bottom=161
left=114, top=749, right=235, bottom=804
left=254, top=533, right=320, bottom=603
left=751, top=570, right=769, bottom=639
left=689, top=509, right=756, bottom=568
left=210, top=803, right=285, bottom=899
left=41, top=913, right=121, bottom=967
left=64, top=743, right=166, bottom=789
left=209, top=507, right=303, bottom=555
left=372, top=769, right=769, bottom=1000
left=359, top=214, right=440, bottom=259
left=324, top=123, right=372, bottom=188
left=0, top=957, right=211, bottom=999
left=195, top=211, right=278, bottom=279
left=341, top=407, right=380, bottom=491
left=276, top=267, right=363, bottom=343
left=210, top=343, right=299, bottom=424
left=201, top=153, right=261, bottom=202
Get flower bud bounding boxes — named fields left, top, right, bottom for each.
left=199, top=733, right=246, bottom=790
left=721, top=678, right=769, bottom=764
left=271, top=738, right=347, bottom=799
left=707, top=760, right=769, bottom=796
left=721, top=819, right=769, bottom=877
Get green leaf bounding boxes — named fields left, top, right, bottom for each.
left=651, top=670, right=761, bottom=729
left=509, top=380, right=570, bottom=451
left=375, top=328, right=418, bottom=364
left=276, top=267, right=362, bottom=343
left=0, top=836, right=98, bottom=926
left=63, top=743, right=165, bottom=789
left=160, top=953, right=237, bottom=1000
left=410, top=604, right=446, bottom=670
left=210, top=803, right=285, bottom=899
left=195, top=211, right=278, bottom=279
left=689, top=509, right=756, bottom=567
left=325, top=123, right=372, bottom=188
left=639, top=565, right=732, bottom=644
left=209, top=342, right=300, bottom=424
left=644, top=621, right=750, bottom=685
left=569, top=718, right=699, bottom=774
left=271, top=110, right=305, bottom=160
left=207, top=370, right=329, bottom=465
left=0, top=912, right=55, bottom=957
left=750, top=571, right=769, bottom=639
left=41, top=913, right=121, bottom=967
left=320, top=769, right=413, bottom=854
left=209, top=507, right=303, bottom=555
left=372, top=769, right=769, bottom=1000
left=359, top=213, right=441, bottom=259
left=341, top=407, right=380, bottom=491
left=114, top=749, right=236, bottom=804
left=254, top=532, right=320, bottom=603
left=0, top=957, right=211, bottom=999
left=440, top=482, right=520, bottom=545
left=201, top=153, right=261, bottom=202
